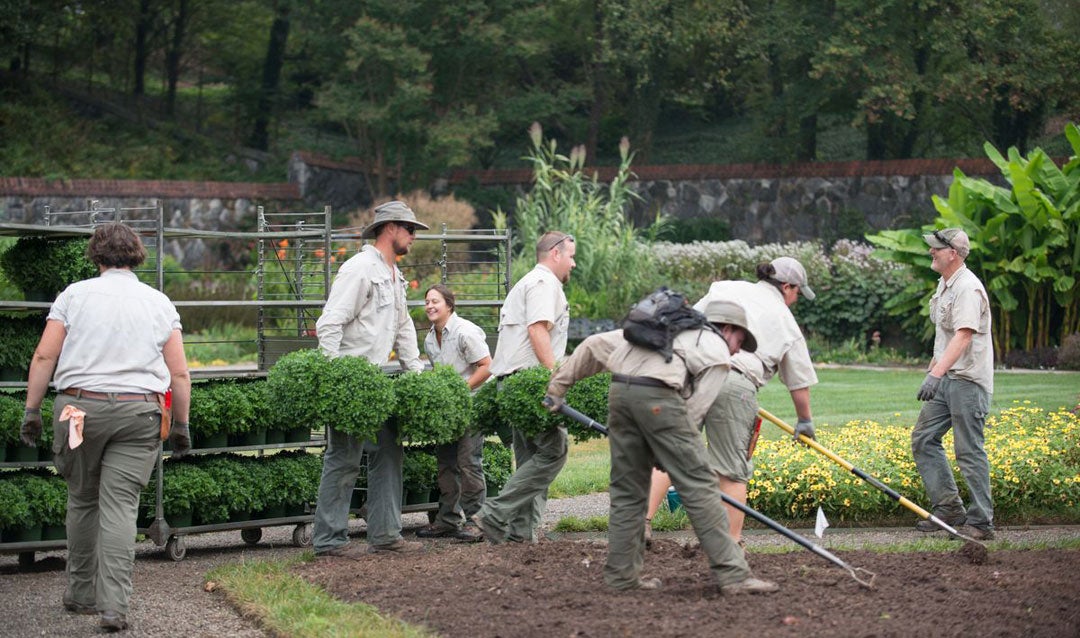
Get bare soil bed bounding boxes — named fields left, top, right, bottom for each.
left=295, top=538, right=1080, bottom=637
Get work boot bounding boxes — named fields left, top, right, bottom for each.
left=720, top=577, right=780, bottom=595
left=367, top=538, right=424, bottom=554
left=100, top=611, right=128, bottom=632
left=474, top=515, right=506, bottom=545
left=955, top=524, right=995, bottom=541
left=314, top=543, right=367, bottom=561
left=634, top=577, right=662, bottom=590
left=453, top=521, right=484, bottom=543
left=915, top=506, right=965, bottom=532
left=62, top=595, right=96, bottom=615
left=415, top=522, right=456, bottom=538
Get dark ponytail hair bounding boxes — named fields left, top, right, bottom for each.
left=756, top=262, right=785, bottom=294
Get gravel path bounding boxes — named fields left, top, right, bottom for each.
left=2, top=493, right=1077, bottom=637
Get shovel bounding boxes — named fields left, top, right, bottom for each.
left=544, top=398, right=876, bottom=589
left=757, top=407, right=989, bottom=564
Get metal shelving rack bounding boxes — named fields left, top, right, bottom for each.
left=1, top=202, right=514, bottom=564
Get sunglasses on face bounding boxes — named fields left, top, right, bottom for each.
left=397, top=223, right=418, bottom=235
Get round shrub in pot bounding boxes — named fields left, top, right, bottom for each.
left=393, top=364, right=472, bottom=445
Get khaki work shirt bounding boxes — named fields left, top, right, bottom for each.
left=548, top=328, right=732, bottom=428
left=315, top=245, right=422, bottom=371
left=489, top=264, right=569, bottom=377
left=424, top=312, right=490, bottom=383
left=694, top=280, right=818, bottom=391
left=49, top=269, right=181, bottom=394
left=930, top=266, right=994, bottom=393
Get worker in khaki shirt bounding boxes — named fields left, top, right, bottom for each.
left=912, top=228, right=994, bottom=540
left=543, top=298, right=779, bottom=595
left=646, top=257, right=819, bottom=545
left=478, top=231, right=574, bottom=544
left=312, top=201, right=428, bottom=559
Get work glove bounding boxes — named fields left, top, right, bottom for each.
left=169, top=421, right=191, bottom=458
left=793, top=418, right=815, bottom=442
left=20, top=408, right=43, bottom=447
left=916, top=374, right=942, bottom=401
left=541, top=395, right=564, bottom=413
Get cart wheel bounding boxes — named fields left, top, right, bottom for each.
left=292, top=523, right=313, bottom=547
left=427, top=510, right=438, bottom=524
left=241, top=527, right=263, bottom=545
left=17, top=552, right=35, bottom=569
left=165, top=536, right=186, bottom=562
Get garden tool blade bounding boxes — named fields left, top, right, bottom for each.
left=757, top=407, right=988, bottom=564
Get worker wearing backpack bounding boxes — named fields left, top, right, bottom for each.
left=543, top=296, right=779, bottom=595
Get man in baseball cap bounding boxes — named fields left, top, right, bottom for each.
left=922, top=227, right=971, bottom=258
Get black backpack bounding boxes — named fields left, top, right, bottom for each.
left=621, top=287, right=715, bottom=363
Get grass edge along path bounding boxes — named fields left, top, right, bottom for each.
left=206, top=554, right=433, bottom=638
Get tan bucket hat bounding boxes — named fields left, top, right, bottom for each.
left=701, top=299, right=758, bottom=353
left=361, top=201, right=431, bottom=239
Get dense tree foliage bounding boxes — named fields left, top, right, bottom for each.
left=0, top=0, right=1075, bottom=192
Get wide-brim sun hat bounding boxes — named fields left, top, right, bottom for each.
left=701, top=298, right=758, bottom=353
left=361, top=201, right=431, bottom=239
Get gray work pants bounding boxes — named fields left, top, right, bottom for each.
left=434, top=431, right=487, bottom=528
left=53, top=394, right=161, bottom=615
left=606, top=383, right=750, bottom=589
left=481, top=426, right=567, bottom=542
left=313, top=419, right=404, bottom=551
left=911, top=376, right=994, bottom=529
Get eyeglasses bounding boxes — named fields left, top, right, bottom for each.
left=541, top=234, right=575, bottom=252
left=932, top=230, right=955, bottom=251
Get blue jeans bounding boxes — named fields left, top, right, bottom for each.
left=911, top=376, right=993, bottom=529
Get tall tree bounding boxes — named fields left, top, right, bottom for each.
left=249, top=0, right=290, bottom=150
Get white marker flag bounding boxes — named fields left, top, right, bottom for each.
left=814, top=506, right=830, bottom=538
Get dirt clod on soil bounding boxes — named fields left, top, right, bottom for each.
left=294, top=538, right=1080, bottom=637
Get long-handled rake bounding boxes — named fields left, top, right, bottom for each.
left=757, top=407, right=989, bottom=564
left=545, top=398, right=876, bottom=588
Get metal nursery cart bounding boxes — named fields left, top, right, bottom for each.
left=0, top=201, right=512, bottom=564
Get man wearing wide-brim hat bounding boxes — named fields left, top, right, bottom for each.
left=312, top=200, right=430, bottom=559
left=542, top=295, right=779, bottom=595
left=912, top=227, right=995, bottom=541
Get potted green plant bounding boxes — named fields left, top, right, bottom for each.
left=472, top=379, right=511, bottom=445
left=161, top=460, right=221, bottom=528
left=401, top=449, right=438, bottom=505
left=40, top=474, right=68, bottom=540
left=0, top=314, right=42, bottom=381
left=393, top=364, right=472, bottom=445
left=0, top=236, right=98, bottom=301
left=482, top=441, right=513, bottom=496
left=267, top=349, right=395, bottom=443
left=242, top=380, right=285, bottom=444
left=188, top=380, right=254, bottom=449
left=564, top=372, right=612, bottom=443
left=0, top=480, right=31, bottom=542
left=8, top=472, right=59, bottom=541
left=0, top=393, right=22, bottom=461
left=267, top=451, right=322, bottom=516
left=195, top=455, right=253, bottom=523
left=497, top=366, right=565, bottom=439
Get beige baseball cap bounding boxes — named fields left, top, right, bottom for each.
left=923, top=228, right=970, bottom=258
left=771, top=257, right=816, bottom=301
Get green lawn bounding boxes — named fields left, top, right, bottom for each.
left=552, top=366, right=1080, bottom=497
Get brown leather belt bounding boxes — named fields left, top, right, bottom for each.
left=611, top=374, right=669, bottom=389
left=63, top=388, right=156, bottom=402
